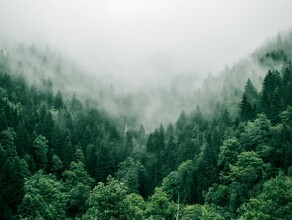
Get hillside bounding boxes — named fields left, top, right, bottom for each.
left=2, top=32, right=292, bottom=130
left=0, top=32, right=292, bottom=219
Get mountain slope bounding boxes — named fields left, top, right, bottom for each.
left=0, top=31, right=292, bottom=219
left=1, top=32, right=292, bottom=130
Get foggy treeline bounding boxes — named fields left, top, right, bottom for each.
left=2, top=32, right=291, bottom=130
left=1, top=27, right=292, bottom=220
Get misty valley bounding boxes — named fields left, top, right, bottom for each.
left=1, top=7, right=292, bottom=219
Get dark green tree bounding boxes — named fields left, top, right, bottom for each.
left=33, top=135, right=49, bottom=170
left=238, top=173, right=292, bottom=219
left=116, top=157, right=145, bottom=194
left=261, top=70, right=282, bottom=121
left=54, top=90, right=64, bottom=110
left=244, top=78, right=259, bottom=104
left=63, top=161, right=94, bottom=217
left=18, top=171, right=67, bottom=220
left=81, top=177, right=135, bottom=220
left=240, top=94, right=255, bottom=121
left=51, top=154, right=64, bottom=178
left=144, top=187, right=176, bottom=220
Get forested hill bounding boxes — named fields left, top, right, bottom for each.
left=2, top=32, right=292, bottom=130
left=0, top=33, right=292, bottom=219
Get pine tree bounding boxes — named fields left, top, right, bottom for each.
left=54, top=90, right=64, bottom=110
left=240, top=94, right=255, bottom=121
left=244, top=79, right=259, bottom=104
left=261, top=70, right=282, bottom=120
left=33, top=135, right=49, bottom=170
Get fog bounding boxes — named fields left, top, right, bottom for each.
left=1, top=0, right=292, bottom=130
left=1, top=0, right=292, bottom=81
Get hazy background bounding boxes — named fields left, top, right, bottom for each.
left=1, top=0, right=292, bottom=84
left=1, top=0, right=292, bottom=130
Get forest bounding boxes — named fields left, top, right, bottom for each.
left=0, top=32, right=292, bottom=220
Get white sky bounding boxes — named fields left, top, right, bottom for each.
left=1, top=0, right=292, bottom=78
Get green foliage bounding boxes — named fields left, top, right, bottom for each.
left=238, top=173, right=292, bottom=219
left=0, top=69, right=127, bottom=218
left=238, top=114, right=272, bottom=151
left=81, top=177, right=135, bottom=220
left=125, top=193, right=146, bottom=220
left=207, top=151, right=265, bottom=215
left=244, top=79, right=259, bottom=105
left=0, top=129, right=30, bottom=218
left=74, top=145, right=85, bottom=164
left=178, top=204, right=226, bottom=220
left=62, top=161, right=94, bottom=217
left=240, top=79, right=259, bottom=121
left=54, top=91, right=64, bottom=110
left=200, top=205, right=225, bottom=220
left=144, top=187, right=176, bottom=220
left=205, top=184, right=229, bottom=208
left=1, top=35, right=292, bottom=219
left=18, top=171, right=67, bottom=220
left=116, top=157, right=145, bottom=194
left=218, top=138, right=243, bottom=171
left=179, top=204, right=202, bottom=220
left=33, top=135, right=49, bottom=170
left=51, top=154, right=63, bottom=177
left=161, top=160, right=195, bottom=203
left=226, top=151, right=264, bottom=185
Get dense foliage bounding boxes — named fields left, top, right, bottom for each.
left=1, top=34, right=292, bottom=219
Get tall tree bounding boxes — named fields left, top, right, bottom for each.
left=244, top=78, right=259, bottom=104
left=54, top=90, right=64, bottom=110
left=63, top=161, right=94, bottom=217
left=261, top=70, right=282, bottom=121
left=81, top=177, right=135, bottom=220
left=116, top=157, right=145, bottom=194
left=18, top=171, right=67, bottom=220
left=33, top=135, right=49, bottom=170
left=240, top=94, right=255, bottom=121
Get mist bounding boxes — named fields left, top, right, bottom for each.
left=1, top=0, right=292, bottom=130
left=1, top=0, right=292, bottom=80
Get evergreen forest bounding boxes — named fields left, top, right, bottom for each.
left=1, top=32, right=292, bottom=220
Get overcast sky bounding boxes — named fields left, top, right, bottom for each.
left=1, top=0, right=292, bottom=79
